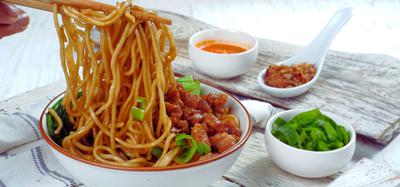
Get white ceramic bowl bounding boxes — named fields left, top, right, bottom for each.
left=39, top=83, right=252, bottom=187
left=264, top=109, right=356, bottom=178
left=189, top=29, right=258, bottom=79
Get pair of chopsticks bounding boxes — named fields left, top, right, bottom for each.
left=0, top=0, right=172, bottom=25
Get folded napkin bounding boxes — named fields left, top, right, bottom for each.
left=0, top=91, right=274, bottom=187
left=0, top=97, right=82, bottom=187
left=241, top=100, right=274, bottom=128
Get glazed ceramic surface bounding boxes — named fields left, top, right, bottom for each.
left=189, top=29, right=258, bottom=79
left=257, top=8, right=352, bottom=98
left=264, top=109, right=356, bottom=178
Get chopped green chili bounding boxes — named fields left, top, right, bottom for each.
left=271, top=109, right=351, bottom=151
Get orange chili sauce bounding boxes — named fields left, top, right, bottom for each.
left=196, top=40, right=248, bottom=54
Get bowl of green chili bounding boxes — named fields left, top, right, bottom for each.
left=264, top=108, right=356, bottom=178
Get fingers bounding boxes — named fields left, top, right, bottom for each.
left=0, top=2, right=30, bottom=38
left=0, top=11, right=30, bottom=38
left=0, top=2, right=19, bottom=24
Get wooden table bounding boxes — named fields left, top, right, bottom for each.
left=1, top=0, right=400, bottom=100
left=1, top=1, right=400, bottom=186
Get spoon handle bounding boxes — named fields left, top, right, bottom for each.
left=305, top=7, right=353, bottom=62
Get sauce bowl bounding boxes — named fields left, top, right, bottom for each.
left=189, top=29, right=258, bottom=79
left=264, top=109, right=356, bottom=178
left=39, top=83, right=252, bottom=187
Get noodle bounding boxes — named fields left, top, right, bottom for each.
left=52, top=1, right=177, bottom=167
left=48, top=108, right=63, bottom=135
left=49, top=1, right=241, bottom=168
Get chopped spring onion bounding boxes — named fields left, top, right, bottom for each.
left=174, top=133, right=211, bottom=163
left=176, top=75, right=194, bottom=82
left=181, top=80, right=201, bottom=95
left=197, top=142, right=211, bottom=155
left=151, top=146, right=162, bottom=158
left=174, top=133, right=198, bottom=163
left=130, top=96, right=146, bottom=121
left=176, top=75, right=201, bottom=95
left=131, top=107, right=144, bottom=121
left=77, top=90, right=83, bottom=97
left=136, top=96, right=146, bottom=110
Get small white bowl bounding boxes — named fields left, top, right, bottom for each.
left=264, top=109, right=356, bottom=178
left=189, top=29, right=258, bottom=79
left=39, top=83, right=252, bottom=187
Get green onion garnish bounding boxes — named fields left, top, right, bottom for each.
left=197, top=142, right=211, bottom=155
left=131, top=107, right=144, bottom=121
left=176, top=75, right=194, bottom=82
left=136, top=96, right=146, bottom=110
left=174, top=133, right=198, bottom=163
left=151, top=146, right=162, bottom=158
left=176, top=75, right=201, bottom=95
left=181, top=80, right=201, bottom=95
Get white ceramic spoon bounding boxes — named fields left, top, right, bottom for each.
left=257, top=7, right=353, bottom=98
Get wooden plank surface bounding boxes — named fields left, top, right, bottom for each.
left=328, top=158, right=400, bottom=187
left=2, top=0, right=400, bottom=102
left=0, top=79, right=394, bottom=187
left=0, top=82, right=333, bottom=186
left=159, top=11, right=400, bottom=144
left=373, top=134, right=400, bottom=171
left=1, top=9, right=399, bottom=187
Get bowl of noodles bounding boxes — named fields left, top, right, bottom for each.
left=40, top=82, right=252, bottom=187
left=38, top=1, right=252, bottom=187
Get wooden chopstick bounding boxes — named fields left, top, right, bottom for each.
left=1, top=0, right=54, bottom=13
left=0, top=0, right=172, bottom=25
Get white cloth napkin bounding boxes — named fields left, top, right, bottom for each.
left=241, top=100, right=274, bottom=128
left=0, top=96, right=273, bottom=187
left=0, top=98, right=82, bottom=187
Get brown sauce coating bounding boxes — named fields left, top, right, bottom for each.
left=264, top=63, right=316, bottom=88
left=161, top=84, right=242, bottom=154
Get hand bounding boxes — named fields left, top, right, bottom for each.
left=0, top=2, right=29, bottom=39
